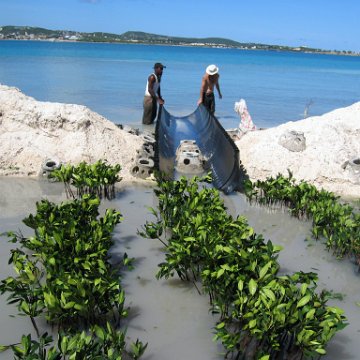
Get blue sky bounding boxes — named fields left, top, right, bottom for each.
left=1, top=0, right=360, bottom=51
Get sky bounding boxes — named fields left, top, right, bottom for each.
left=1, top=0, right=360, bottom=52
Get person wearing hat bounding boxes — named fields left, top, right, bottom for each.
left=197, top=64, right=222, bottom=115
left=142, top=62, right=166, bottom=124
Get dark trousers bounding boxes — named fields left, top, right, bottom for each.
left=202, top=92, right=215, bottom=115
left=142, top=96, right=157, bottom=124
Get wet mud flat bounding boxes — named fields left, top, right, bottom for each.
left=0, top=178, right=360, bottom=359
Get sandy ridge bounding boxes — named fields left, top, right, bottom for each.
left=1, top=84, right=359, bottom=198
left=236, top=103, right=360, bottom=198
left=0, top=84, right=145, bottom=183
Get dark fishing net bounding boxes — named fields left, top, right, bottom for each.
left=154, top=105, right=241, bottom=193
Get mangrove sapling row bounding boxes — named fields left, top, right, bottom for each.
left=50, top=160, right=122, bottom=199
left=5, top=196, right=125, bottom=325
left=0, top=194, right=147, bottom=359
left=0, top=324, right=147, bottom=359
left=142, top=175, right=237, bottom=283
left=244, top=171, right=360, bottom=267
left=142, top=175, right=347, bottom=359
left=216, top=273, right=346, bottom=359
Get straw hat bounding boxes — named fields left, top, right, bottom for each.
left=206, top=64, right=219, bottom=75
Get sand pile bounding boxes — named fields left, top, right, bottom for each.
left=0, top=84, right=145, bottom=183
left=236, top=103, right=360, bottom=198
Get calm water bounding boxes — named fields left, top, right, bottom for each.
left=1, top=40, right=360, bottom=128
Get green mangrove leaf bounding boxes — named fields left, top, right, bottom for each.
left=305, top=308, right=316, bottom=320
left=74, top=303, right=85, bottom=311
left=0, top=345, right=10, bottom=352
left=220, top=264, right=231, bottom=271
left=300, top=283, right=308, bottom=296
left=184, top=237, right=196, bottom=242
left=216, top=268, right=225, bottom=278
left=60, top=336, right=69, bottom=353
left=63, top=301, right=76, bottom=309
left=262, top=288, right=276, bottom=302
left=297, top=294, right=311, bottom=308
left=12, top=345, right=25, bottom=356
left=44, top=292, right=57, bottom=308
left=272, top=245, right=284, bottom=253
left=249, top=278, right=257, bottom=296
left=259, top=261, right=272, bottom=279
left=248, top=319, right=256, bottom=328
left=29, top=237, right=43, bottom=247
left=327, top=306, right=345, bottom=315
left=20, top=301, right=30, bottom=314
left=94, top=325, right=106, bottom=341
left=67, top=335, right=79, bottom=351
left=315, top=348, right=326, bottom=355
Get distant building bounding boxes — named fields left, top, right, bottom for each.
left=65, top=35, right=79, bottom=41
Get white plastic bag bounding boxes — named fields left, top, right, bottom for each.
left=234, top=99, right=256, bottom=133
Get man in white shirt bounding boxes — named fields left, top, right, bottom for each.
left=142, top=62, right=166, bottom=124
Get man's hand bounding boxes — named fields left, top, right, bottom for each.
left=158, top=98, right=165, bottom=105
left=197, top=98, right=202, bottom=105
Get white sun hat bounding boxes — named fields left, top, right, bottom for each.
left=206, top=64, right=219, bottom=75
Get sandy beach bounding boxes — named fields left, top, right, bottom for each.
left=0, top=84, right=359, bottom=199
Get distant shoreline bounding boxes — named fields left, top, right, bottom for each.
left=1, top=25, right=359, bottom=57
left=1, top=38, right=359, bottom=57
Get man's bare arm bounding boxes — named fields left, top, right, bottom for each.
left=147, top=75, right=156, bottom=98
left=157, top=86, right=164, bottom=105
left=197, top=76, right=206, bottom=105
left=216, top=76, right=222, bottom=99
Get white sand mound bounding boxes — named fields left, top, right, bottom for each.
left=236, top=104, right=360, bottom=198
left=0, top=84, right=145, bottom=183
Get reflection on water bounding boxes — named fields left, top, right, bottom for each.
left=0, top=178, right=359, bottom=359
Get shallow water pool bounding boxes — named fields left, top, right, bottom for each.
left=0, top=178, right=359, bottom=359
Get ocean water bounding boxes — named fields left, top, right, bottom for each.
left=0, top=40, right=360, bottom=129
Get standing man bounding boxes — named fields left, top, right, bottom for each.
left=197, top=64, right=222, bottom=115
left=142, top=62, right=166, bottom=124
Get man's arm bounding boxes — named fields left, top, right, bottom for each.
left=147, top=75, right=156, bottom=98
left=148, top=75, right=164, bottom=105
left=157, top=86, right=164, bottom=105
left=216, top=76, right=222, bottom=99
left=197, top=76, right=206, bottom=105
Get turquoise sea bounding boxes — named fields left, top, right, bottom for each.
left=0, top=40, right=360, bottom=129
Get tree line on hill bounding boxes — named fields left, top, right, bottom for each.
left=0, top=25, right=357, bottom=55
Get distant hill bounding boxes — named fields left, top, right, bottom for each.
left=0, top=26, right=247, bottom=48
left=0, top=25, right=356, bottom=55
left=119, top=30, right=243, bottom=47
